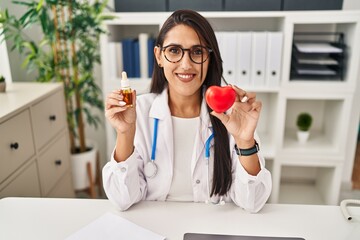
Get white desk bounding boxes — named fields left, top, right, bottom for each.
left=0, top=197, right=359, bottom=240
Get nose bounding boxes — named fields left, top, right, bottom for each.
left=180, top=50, right=192, bottom=69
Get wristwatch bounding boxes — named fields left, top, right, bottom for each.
left=234, top=140, right=259, bottom=156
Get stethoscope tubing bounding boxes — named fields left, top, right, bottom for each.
left=151, top=118, right=214, bottom=161
left=151, top=118, right=159, bottom=161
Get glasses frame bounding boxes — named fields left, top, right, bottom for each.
left=160, top=44, right=213, bottom=64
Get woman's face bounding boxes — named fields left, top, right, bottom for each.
left=155, top=24, right=209, bottom=99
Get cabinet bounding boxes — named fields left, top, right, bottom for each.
left=100, top=11, right=360, bottom=205
left=0, top=83, right=75, bottom=198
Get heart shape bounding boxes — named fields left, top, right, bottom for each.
left=205, top=86, right=236, bottom=113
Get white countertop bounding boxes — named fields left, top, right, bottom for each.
left=0, top=197, right=359, bottom=240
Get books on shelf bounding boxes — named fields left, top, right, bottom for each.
left=216, top=31, right=283, bottom=88
left=108, top=33, right=156, bottom=79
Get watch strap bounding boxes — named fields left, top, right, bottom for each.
left=234, top=140, right=259, bottom=156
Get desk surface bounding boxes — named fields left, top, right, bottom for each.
left=0, top=197, right=359, bottom=240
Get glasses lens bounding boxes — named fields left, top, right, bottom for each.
left=190, top=46, right=209, bottom=64
left=164, top=46, right=183, bottom=63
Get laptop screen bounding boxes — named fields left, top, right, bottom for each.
left=184, top=233, right=305, bottom=240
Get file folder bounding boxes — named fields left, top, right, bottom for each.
left=108, top=42, right=118, bottom=79
left=251, top=32, right=267, bottom=87
left=216, top=32, right=237, bottom=85
left=236, top=32, right=252, bottom=87
left=139, top=33, right=149, bottom=79
left=266, top=32, right=283, bottom=87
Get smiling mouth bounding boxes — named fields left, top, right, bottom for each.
left=177, top=73, right=195, bottom=82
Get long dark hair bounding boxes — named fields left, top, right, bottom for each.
left=150, top=9, right=232, bottom=197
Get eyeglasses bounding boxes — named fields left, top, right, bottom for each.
left=160, top=44, right=213, bottom=64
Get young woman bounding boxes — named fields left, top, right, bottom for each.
left=103, top=9, right=272, bottom=212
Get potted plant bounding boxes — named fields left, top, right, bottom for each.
left=296, top=112, right=313, bottom=144
left=0, top=75, right=5, bottom=92
left=0, top=0, right=113, bottom=192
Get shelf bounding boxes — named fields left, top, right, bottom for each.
left=279, top=182, right=325, bottom=205
left=278, top=164, right=342, bottom=205
left=208, top=16, right=285, bottom=32
left=106, top=24, right=160, bottom=42
left=283, top=129, right=338, bottom=154
left=282, top=98, right=347, bottom=158
left=257, top=92, right=279, bottom=159
left=285, top=21, right=360, bottom=89
left=100, top=11, right=360, bottom=206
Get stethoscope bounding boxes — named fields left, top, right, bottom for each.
left=144, top=118, right=225, bottom=205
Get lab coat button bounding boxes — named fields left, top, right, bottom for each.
left=120, top=167, right=127, bottom=172
left=196, top=179, right=201, bottom=184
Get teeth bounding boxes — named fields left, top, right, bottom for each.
left=178, top=74, right=192, bottom=79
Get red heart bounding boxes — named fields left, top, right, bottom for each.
left=205, top=86, right=236, bottom=113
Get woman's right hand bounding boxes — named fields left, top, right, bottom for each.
left=105, top=89, right=136, bottom=133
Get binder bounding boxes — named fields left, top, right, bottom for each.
left=122, top=38, right=135, bottom=78
left=133, top=40, right=140, bottom=78
left=217, top=32, right=237, bottom=85
left=147, top=38, right=156, bottom=77
left=108, top=42, right=118, bottom=79
left=115, top=42, right=123, bottom=78
left=266, top=32, right=283, bottom=87
left=139, top=33, right=149, bottom=79
left=251, top=32, right=267, bottom=87
left=236, top=32, right=252, bottom=87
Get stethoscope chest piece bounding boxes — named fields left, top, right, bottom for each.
left=144, top=161, right=158, bottom=178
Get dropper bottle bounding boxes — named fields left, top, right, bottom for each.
left=120, top=71, right=133, bottom=107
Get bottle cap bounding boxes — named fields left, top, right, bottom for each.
left=121, top=71, right=130, bottom=88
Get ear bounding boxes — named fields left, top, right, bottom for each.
left=154, top=46, right=163, bottom=67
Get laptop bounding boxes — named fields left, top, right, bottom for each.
left=184, top=233, right=305, bottom=240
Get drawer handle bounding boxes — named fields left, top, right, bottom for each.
left=55, top=159, right=62, bottom=166
left=10, top=142, right=19, bottom=150
left=49, top=115, right=57, bottom=121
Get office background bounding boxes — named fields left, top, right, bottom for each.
left=1, top=0, right=360, bottom=202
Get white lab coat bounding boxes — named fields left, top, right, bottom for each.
left=102, top=88, right=272, bottom=212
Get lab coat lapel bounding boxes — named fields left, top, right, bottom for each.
left=149, top=89, right=174, bottom=171
left=191, top=97, right=213, bottom=177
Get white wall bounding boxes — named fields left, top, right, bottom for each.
left=0, top=24, right=12, bottom=83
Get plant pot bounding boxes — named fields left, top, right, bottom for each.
left=70, top=140, right=98, bottom=190
left=297, top=130, right=310, bottom=144
left=0, top=82, right=6, bottom=92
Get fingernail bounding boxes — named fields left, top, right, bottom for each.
left=119, top=101, right=126, bottom=106
left=241, top=96, right=248, bottom=103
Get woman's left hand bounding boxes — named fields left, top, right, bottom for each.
left=210, top=85, right=261, bottom=144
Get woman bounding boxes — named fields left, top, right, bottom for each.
left=103, top=9, right=272, bottom=212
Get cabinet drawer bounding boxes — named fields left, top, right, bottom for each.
left=32, top=90, right=67, bottom=149
left=47, top=171, right=75, bottom=198
left=0, top=110, right=35, bottom=183
left=38, top=134, right=70, bottom=195
left=0, top=161, right=41, bottom=198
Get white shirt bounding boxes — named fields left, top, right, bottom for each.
left=167, top=116, right=199, bottom=201
left=102, top=88, right=272, bottom=212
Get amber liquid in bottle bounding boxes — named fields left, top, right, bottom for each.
left=121, top=87, right=133, bottom=107
left=120, top=71, right=133, bottom=107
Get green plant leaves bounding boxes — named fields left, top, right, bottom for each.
left=2, top=0, right=113, bottom=152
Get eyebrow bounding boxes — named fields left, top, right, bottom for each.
left=162, top=43, right=204, bottom=48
